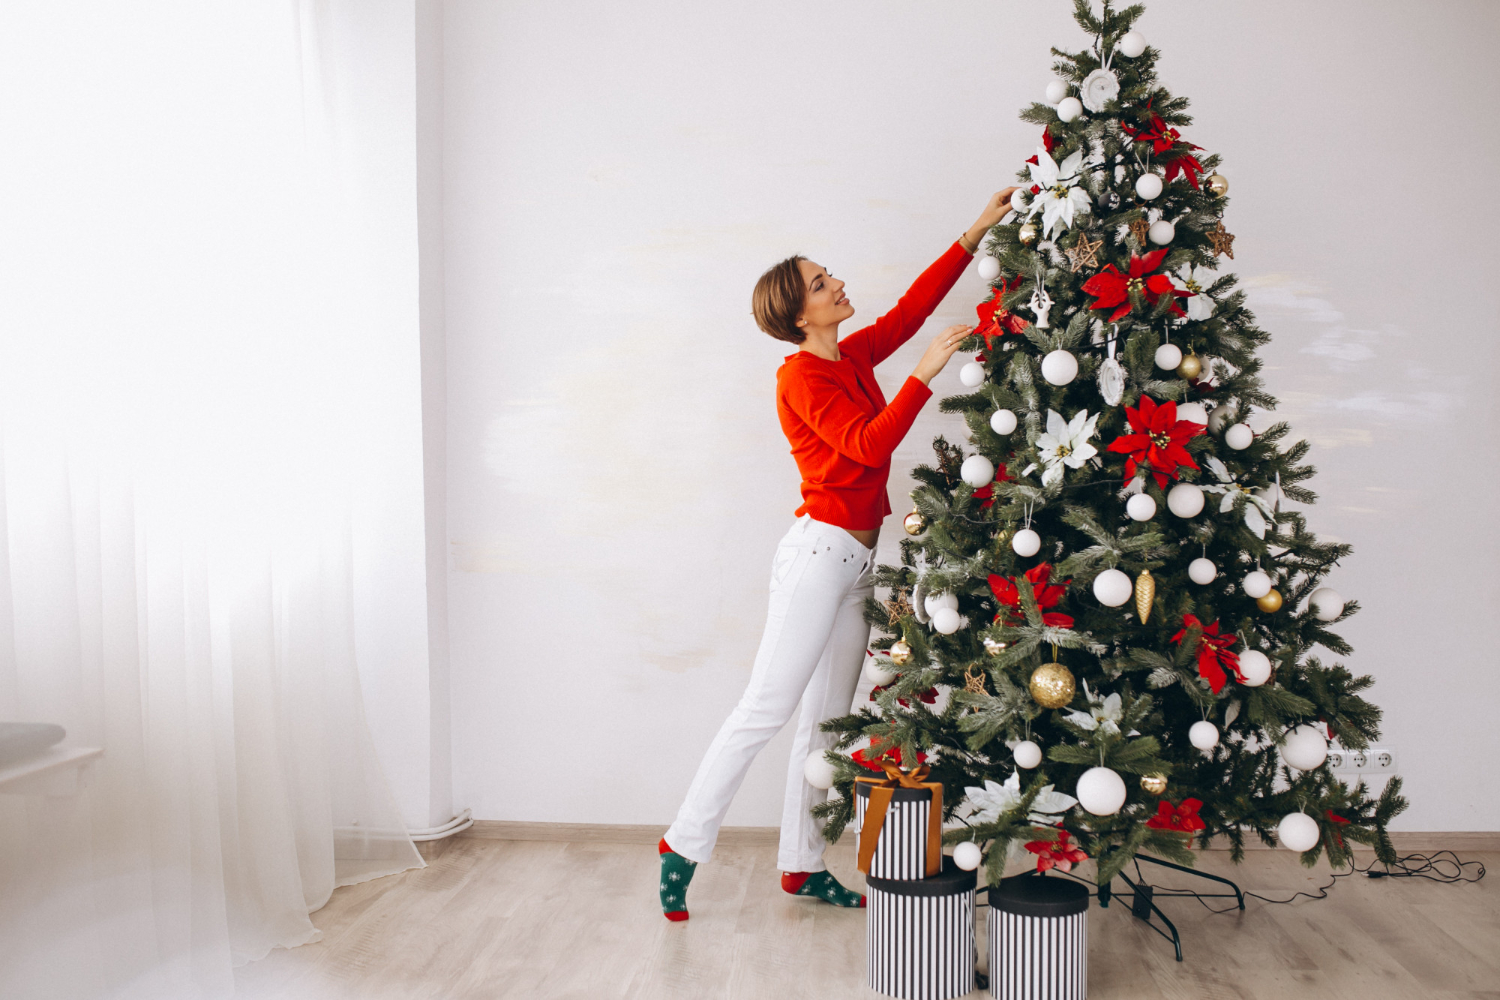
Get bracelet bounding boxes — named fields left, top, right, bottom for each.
left=958, top=232, right=978, bottom=255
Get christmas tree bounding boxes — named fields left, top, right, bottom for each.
left=815, top=0, right=1405, bottom=887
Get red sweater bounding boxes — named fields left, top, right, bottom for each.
left=776, top=241, right=973, bottom=531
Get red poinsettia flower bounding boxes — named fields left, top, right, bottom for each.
left=1163, top=153, right=1204, bottom=190
left=1042, top=126, right=1057, bottom=154
left=1325, top=810, right=1350, bottom=848
left=851, top=738, right=928, bottom=771
left=1121, top=99, right=1202, bottom=156
left=1146, top=798, right=1207, bottom=833
left=988, top=563, right=1074, bottom=629
left=1081, top=248, right=1185, bottom=322
left=1025, top=829, right=1089, bottom=874
left=971, top=463, right=1013, bottom=508
left=1170, top=613, right=1240, bottom=693
left=868, top=684, right=939, bottom=709
left=975, top=276, right=1030, bottom=346
left=1105, top=395, right=1206, bottom=489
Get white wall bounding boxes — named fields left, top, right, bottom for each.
left=439, top=0, right=1500, bottom=831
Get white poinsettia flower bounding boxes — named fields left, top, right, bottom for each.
left=1035, top=408, right=1100, bottom=487
left=1026, top=147, right=1092, bottom=239
left=1202, top=456, right=1275, bottom=538
left=964, top=772, right=1077, bottom=826
left=1064, top=683, right=1123, bottom=737
left=1171, top=263, right=1217, bottom=322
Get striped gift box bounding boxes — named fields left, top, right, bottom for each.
left=866, top=858, right=977, bottom=1000
left=987, top=874, right=1089, bottom=1000
left=855, top=779, right=931, bottom=880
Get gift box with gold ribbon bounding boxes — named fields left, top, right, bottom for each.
left=854, top=761, right=943, bottom=881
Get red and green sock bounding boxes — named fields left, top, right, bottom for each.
left=781, top=870, right=866, bottom=907
left=659, top=838, right=697, bottom=921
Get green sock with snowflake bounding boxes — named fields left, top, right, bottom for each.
left=781, top=870, right=866, bottom=907
left=658, top=837, right=697, bottom=921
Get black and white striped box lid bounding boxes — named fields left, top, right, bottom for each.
left=866, top=858, right=977, bottom=897
left=987, top=874, right=1090, bottom=916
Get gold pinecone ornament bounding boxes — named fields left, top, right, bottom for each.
left=1028, top=662, right=1076, bottom=709
left=1135, top=570, right=1156, bottom=623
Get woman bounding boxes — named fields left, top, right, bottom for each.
left=658, top=188, right=1019, bottom=920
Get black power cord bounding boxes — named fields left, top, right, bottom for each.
left=1184, top=850, right=1486, bottom=912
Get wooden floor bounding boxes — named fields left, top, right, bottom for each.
left=233, top=835, right=1497, bottom=1000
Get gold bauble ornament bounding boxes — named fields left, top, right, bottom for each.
left=1029, top=662, right=1076, bottom=709
left=1206, top=173, right=1229, bottom=197
left=1018, top=222, right=1040, bottom=245
left=1135, top=570, right=1156, bottom=624
left=903, top=509, right=927, bottom=536
left=983, top=636, right=1009, bottom=657
left=1140, top=773, right=1168, bottom=796
left=889, top=640, right=913, bottom=665
left=1176, top=353, right=1203, bottom=380
left=1256, top=588, right=1284, bottom=613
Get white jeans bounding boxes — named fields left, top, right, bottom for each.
left=666, top=513, right=876, bottom=872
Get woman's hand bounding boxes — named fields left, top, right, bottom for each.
left=963, top=188, right=1021, bottom=252
left=912, top=324, right=975, bottom=385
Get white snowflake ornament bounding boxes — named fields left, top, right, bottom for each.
left=1026, top=147, right=1092, bottom=239
left=1036, top=409, right=1100, bottom=487
left=1172, top=263, right=1218, bottom=322
left=1080, top=68, right=1121, bottom=113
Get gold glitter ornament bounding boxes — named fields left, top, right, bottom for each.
left=1206, top=174, right=1229, bottom=197
left=1140, top=774, right=1168, bottom=795
left=903, top=509, right=927, bottom=536
left=1256, top=588, right=1284, bottom=613
left=1135, top=570, right=1156, bottom=624
left=982, top=636, right=1009, bottom=658
left=1018, top=222, right=1040, bottom=246
left=1176, top=353, right=1203, bottom=379
left=1028, top=662, right=1077, bottom=709
left=889, top=640, right=913, bottom=665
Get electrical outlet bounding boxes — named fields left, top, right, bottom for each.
left=1326, top=749, right=1347, bottom=770
left=1329, top=745, right=1397, bottom=775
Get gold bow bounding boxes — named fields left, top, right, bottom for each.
left=855, top=761, right=943, bottom=877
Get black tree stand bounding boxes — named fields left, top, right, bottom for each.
left=1060, top=853, right=1244, bottom=962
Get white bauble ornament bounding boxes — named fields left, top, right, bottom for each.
left=1045, top=79, right=1069, bottom=105
left=1126, top=493, right=1157, bottom=521
left=1011, top=528, right=1042, bottom=558
left=1154, top=343, right=1183, bottom=370
left=932, top=607, right=962, bottom=635
left=1013, top=740, right=1043, bottom=769
left=803, top=751, right=835, bottom=790
left=953, top=841, right=983, bottom=871
left=1176, top=402, right=1209, bottom=425
left=925, top=591, right=958, bottom=616
left=1278, top=812, right=1321, bottom=853
left=1118, top=30, right=1147, bottom=58
left=1040, top=349, right=1079, bottom=386
left=1011, top=190, right=1029, bottom=214
left=1188, top=557, right=1218, bottom=585
left=1167, top=483, right=1205, bottom=518
left=1080, top=68, right=1121, bottom=113
left=991, top=409, right=1018, bottom=435
left=959, top=362, right=986, bottom=388
left=961, top=454, right=995, bottom=487
left=1225, top=422, right=1254, bottom=450
left=1189, top=720, right=1220, bottom=750
left=1093, top=568, right=1133, bottom=607
left=1242, top=570, right=1272, bottom=599
left=1076, top=766, right=1127, bottom=816
left=1310, top=587, right=1345, bottom=622
left=1281, top=725, right=1329, bottom=771
left=1148, top=219, right=1176, bottom=245
left=1135, top=173, right=1163, bottom=200
left=978, top=255, right=1002, bottom=281
left=865, top=659, right=898, bottom=686
left=1237, top=649, right=1272, bottom=687
left=1056, top=96, right=1083, bottom=122
left=1208, top=403, right=1233, bottom=433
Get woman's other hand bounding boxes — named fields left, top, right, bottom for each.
left=962, top=188, right=1021, bottom=252
left=912, top=324, right=974, bottom=385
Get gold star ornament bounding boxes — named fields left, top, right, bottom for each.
left=1129, top=217, right=1151, bottom=246
left=883, top=589, right=914, bottom=626
left=1207, top=221, right=1236, bottom=259
left=964, top=667, right=987, bottom=695
left=1065, top=233, right=1103, bottom=273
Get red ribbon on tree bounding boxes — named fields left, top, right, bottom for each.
left=1024, top=829, right=1088, bottom=873
left=988, top=563, right=1073, bottom=629
left=1171, top=613, right=1240, bottom=693
left=1146, top=798, right=1206, bottom=833
left=868, top=684, right=938, bottom=708
left=1325, top=810, right=1350, bottom=848
left=975, top=276, right=1030, bottom=346
left=1081, top=247, right=1185, bottom=322
left=1105, top=396, right=1206, bottom=489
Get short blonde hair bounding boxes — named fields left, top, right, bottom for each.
left=751, top=256, right=808, bottom=344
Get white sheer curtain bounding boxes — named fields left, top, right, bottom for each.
left=0, top=2, right=425, bottom=997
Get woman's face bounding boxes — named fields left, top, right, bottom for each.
left=796, top=260, right=854, bottom=331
